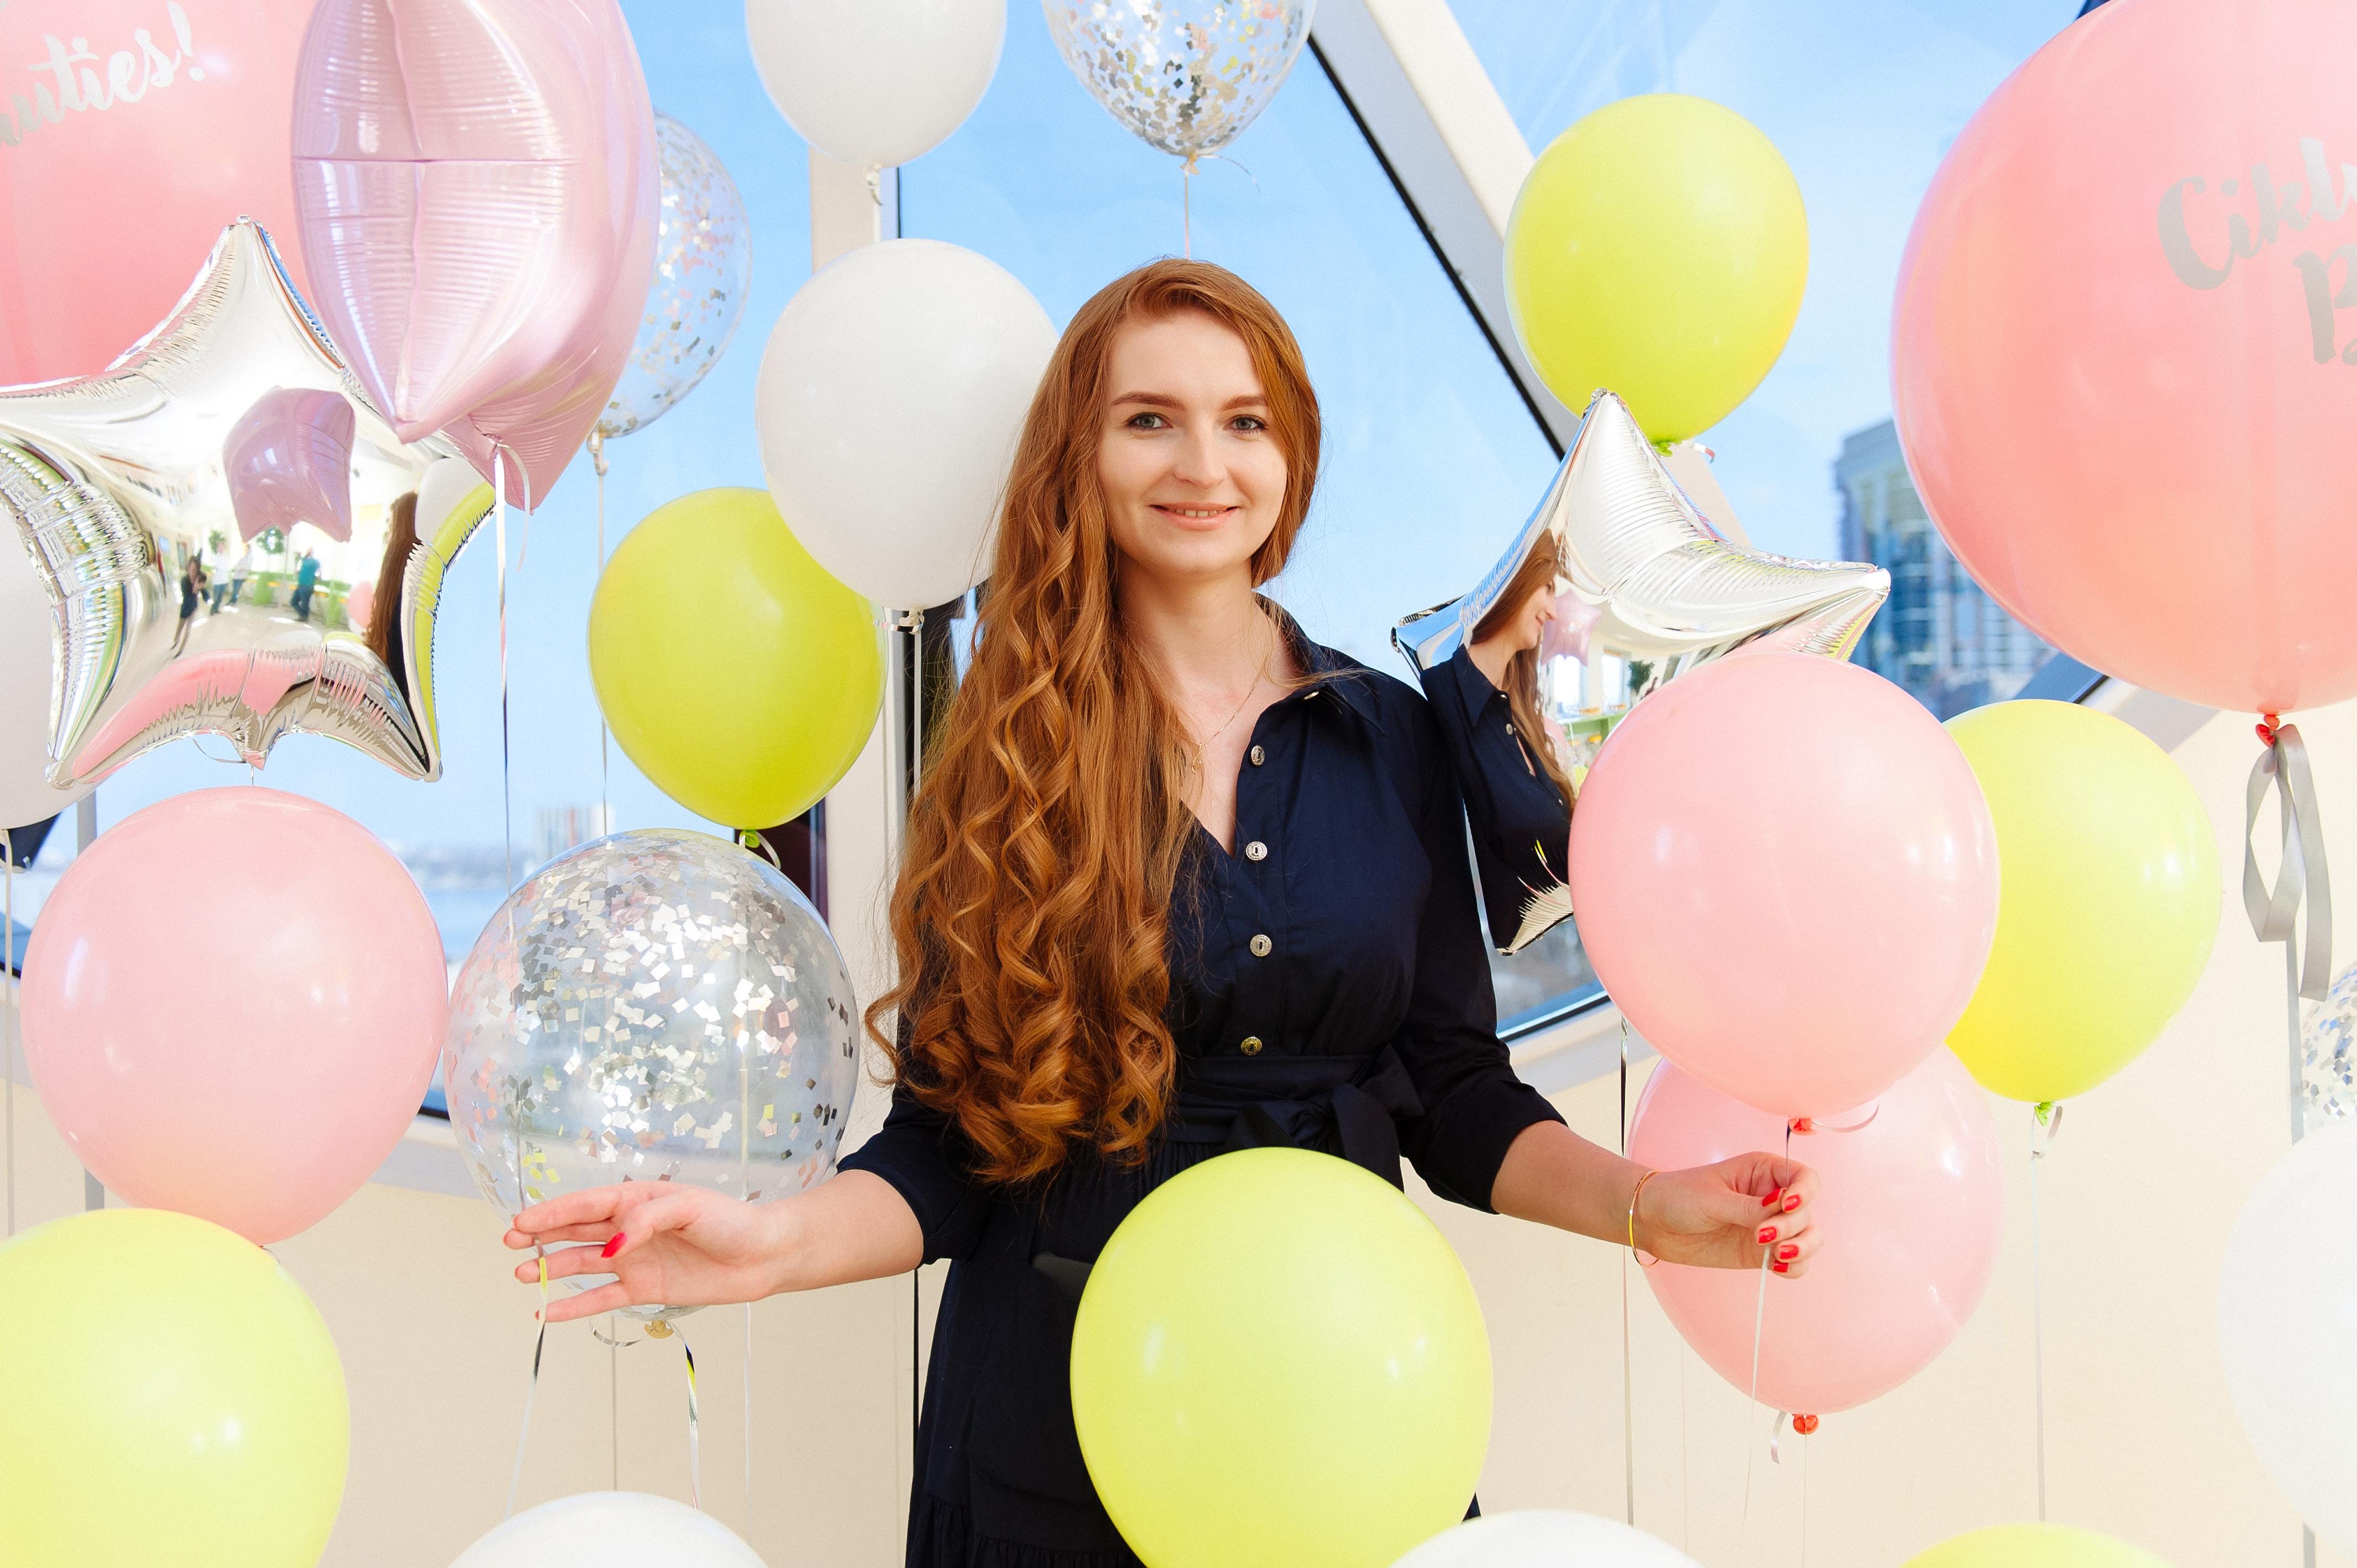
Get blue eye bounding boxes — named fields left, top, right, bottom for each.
left=1127, top=411, right=1168, bottom=429
left=1230, top=415, right=1268, bottom=432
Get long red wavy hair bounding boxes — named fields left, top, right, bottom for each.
left=865, top=259, right=1322, bottom=1187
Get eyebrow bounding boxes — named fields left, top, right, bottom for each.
left=1109, top=391, right=1269, bottom=411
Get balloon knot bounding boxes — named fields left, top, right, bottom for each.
left=1792, top=1413, right=1819, bottom=1436
left=2258, top=712, right=2282, bottom=747
left=1788, top=1116, right=1815, bottom=1135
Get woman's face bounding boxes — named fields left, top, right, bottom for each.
left=1503, top=579, right=1557, bottom=654
left=1095, top=309, right=1287, bottom=591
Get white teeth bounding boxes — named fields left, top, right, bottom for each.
left=1165, top=506, right=1225, bottom=518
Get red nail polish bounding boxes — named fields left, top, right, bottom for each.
left=1757, top=1226, right=1776, bottom=1245
left=1783, top=1194, right=1801, bottom=1212
left=601, top=1234, right=626, bottom=1259
left=1772, top=1261, right=1789, bottom=1274
left=1761, top=1187, right=1782, bottom=1208
left=1778, top=1244, right=1798, bottom=1261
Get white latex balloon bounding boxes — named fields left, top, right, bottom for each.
left=1, top=527, right=92, bottom=833
left=449, top=1492, right=768, bottom=1568
left=746, top=0, right=1005, bottom=169
left=757, top=238, right=1056, bottom=609
left=1389, top=1510, right=1702, bottom=1568
left=2220, top=1120, right=2357, bottom=1560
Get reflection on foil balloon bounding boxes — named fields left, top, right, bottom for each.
left=441, top=829, right=861, bottom=1322
left=598, top=113, right=753, bottom=443
left=291, top=0, right=659, bottom=505
left=225, top=387, right=357, bottom=543
left=0, top=220, right=495, bottom=787
left=2304, top=960, right=2357, bottom=1132
left=1394, top=389, right=1888, bottom=954
left=1043, top=0, right=1316, bottom=164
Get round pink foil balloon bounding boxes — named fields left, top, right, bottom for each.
left=20, top=788, right=447, bottom=1244
left=291, top=0, right=658, bottom=507
left=1893, top=0, right=2357, bottom=716
left=1568, top=653, right=1998, bottom=1119
left=1630, top=1050, right=2002, bottom=1415
left=0, top=0, right=316, bottom=388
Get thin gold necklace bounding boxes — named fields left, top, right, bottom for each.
left=1182, top=637, right=1275, bottom=756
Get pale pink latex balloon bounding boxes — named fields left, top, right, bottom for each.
left=20, top=786, right=447, bottom=1244
left=0, top=0, right=315, bottom=387
left=224, top=386, right=356, bottom=542
left=1568, top=652, right=1998, bottom=1119
left=345, top=579, right=375, bottom=632
left=291, top=0, right=658, bottom=507
left=1893, top=0, right=2357, bottom=716
left=1629, top=1049, right=2002, bottom=1415
left=1541, top=592, right=1602, bottom=666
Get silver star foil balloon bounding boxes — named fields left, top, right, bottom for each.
left=2303, top=959, right=2357, bottom=1132
left=1043, top=0, right=1316, bottom=164
left=442, top=829, right=861, bottom=1322
left=1395, top=389, right=1889, bottom=953
left=0, top=219, right=494, bottom=785
left=596, top=112, right=753, bottom=443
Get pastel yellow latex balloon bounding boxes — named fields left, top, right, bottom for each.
left=590, top=487, right=886, bottom=829
left=1506, top=93, right=1808, bottom=443
left=1945, top=700, right=2220, bottom=1103
left=1906, top=1523, right=2176, bottom=1568
left=1070, top=1148, right=1491, bottom=1568
left=0, top=1208, right=349, bottom=1568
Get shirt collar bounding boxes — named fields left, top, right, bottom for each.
left=1263, top=597, right=1386, bottom=734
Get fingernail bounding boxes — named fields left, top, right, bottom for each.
left=1772, top=1261, right=1789, bottom=1274
left=1761, top=1188, right=1782, bottom=1208
left=1778, top=1244, right=1798, bottom=1261
left=1758, top=1226, right=1777, bottom=1245
left=1783, top=1194, right=1801, bottom=1212
left=601, top=1234, right=626, bottom=1259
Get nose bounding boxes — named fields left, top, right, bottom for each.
left=1170, top=422, right=1225, bottom=488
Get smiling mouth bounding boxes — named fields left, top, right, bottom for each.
left=1152, top=504, right=1238, bottom=525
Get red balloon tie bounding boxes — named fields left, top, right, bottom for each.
left=2257, top=712, right=2281, bottom=747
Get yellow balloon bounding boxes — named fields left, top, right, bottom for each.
left=1505, top=93, right=1808, bottom=443
left=1905, top=1523, right=2176, bottom=1568
left=1945, top=700, right=2220, bottom=1104
left=589, top=487, right=886, bottom=828
left=0, top=1208, right=349, bottom=1568
left=1070, top=1149, right=1491, bottom=1568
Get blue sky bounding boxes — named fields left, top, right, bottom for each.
left=42, top=0, right=2084, bottom=916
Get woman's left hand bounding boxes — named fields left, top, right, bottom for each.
left=1633, top=1152, right=1822, bottom=1277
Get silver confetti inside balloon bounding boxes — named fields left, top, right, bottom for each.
left=0, top=220, right=494, bottom=785
left=2303, top=961, right=2357, bottom=1132
left=443, top=829, right=861, bottom=1320
left=1043, top=0, right=1316, bottom=164
left=597, top=113, right=752, bottom=442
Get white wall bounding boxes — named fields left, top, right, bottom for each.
left=3, top=686, right=2350, bottom=1567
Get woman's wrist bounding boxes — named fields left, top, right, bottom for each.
left=753, top=1194, right=813, bottom=1296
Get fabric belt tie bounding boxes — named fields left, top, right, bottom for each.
left=1031, top=1047, right=1425, bottom=1301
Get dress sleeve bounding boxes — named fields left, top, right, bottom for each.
left=836, top=1014, right=995, bottom=1264
left=1418, top=646, right=1574, bottom=953
left=1392, top=698, right=1568, bottom=1212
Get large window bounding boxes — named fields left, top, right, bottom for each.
left=902, top=4, right=1591, bottom=1030
left=1455, top=0, right=2076, bottom=717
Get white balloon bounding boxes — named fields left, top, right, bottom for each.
left=449, top=1492, right=768, bottom=1568
left=1, top=527, right=92, bottom=834
left=746, top=0, right=1005, bottom=169
left=2219, top=1119, right=2357, bottom=1559
left=756, top=238, right=1056, bottom=610
left=1389, top=1510, right=1703, bottom=1568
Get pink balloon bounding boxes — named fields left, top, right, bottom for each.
left=0, top=0, right=316, bottom=387
left=290, top=0, right=658, bottom=507
left=345, top=579, right=375, bottom=632
left=1629, top=1049, right=2002, bottom=1416
left=20, top=787, right=447, bottom=1244
left=1568, top=653, right=1997, bottom=1119
left=224, top=386, right=356, bottom=543
left=1893, top=0, right=2357, bottom=716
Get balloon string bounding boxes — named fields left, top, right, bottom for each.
left=2030, top=1102, right=2061, bottom=1522
left=590, top=429, right=611, bottom=835
left=1619, top=1020, right=1635, bottom=1528
left=743, top=1302, right=756, bottom=1523
left=3, top=826, right=14, bottom=1238
left=1182, top=159, right=1192, bottom=259
left=682, top=1327, right=701, bottom=1510
left=610, top=1312, right=621, bottom=1491
left=1800, top=1428, right=1810, bottom=1566
left=1736, top=1243, right=1774, bottom=1551
left=505, top=1245, right=549, bottom=1519
left=495, top=454, right=512, bottom=896
left=1679, top=1337, right=1690, bottom=1553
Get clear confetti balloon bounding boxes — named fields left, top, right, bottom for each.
left=596, top=113, right=752, bottom=442
left=443, top=830, right=859, bottom=1319
left=2303, top=960, right=2357, bottom=1132
left=1043, top=0, right=1317, bottom=164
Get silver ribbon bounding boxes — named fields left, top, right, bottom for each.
left=2244, top=722, right=2332, bottom=1005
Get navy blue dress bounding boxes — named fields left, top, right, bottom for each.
left=1417, top=646, right=1574, bottom=954
left=841, top=610, right=1567, bottom=1567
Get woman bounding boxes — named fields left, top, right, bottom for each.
left=507, top=261, right=1820, bottom=1566
left=1420, top=544, right=1578, bottom=953
left=363, top=492, right=416, bottom=699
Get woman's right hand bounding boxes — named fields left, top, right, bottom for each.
left=505, top=1183, right=794, bottom=1323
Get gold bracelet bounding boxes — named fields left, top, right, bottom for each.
left=1627, top=1167, right=1660, bottom=1266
